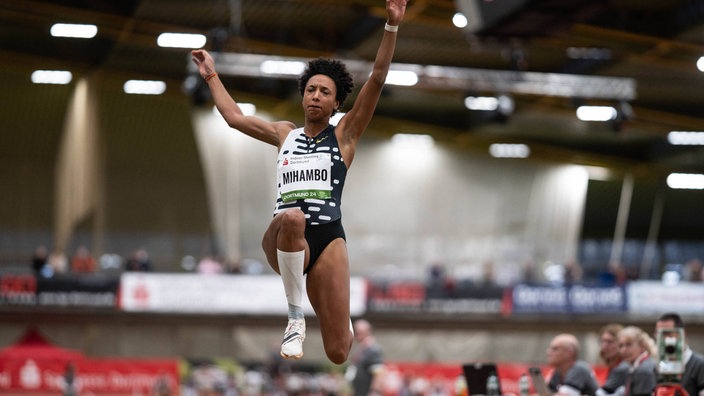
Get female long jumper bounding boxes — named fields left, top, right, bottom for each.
left=191, top=0, right=408, bottom=364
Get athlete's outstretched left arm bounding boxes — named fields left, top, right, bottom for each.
left=336, top=0, right=407, bottom=161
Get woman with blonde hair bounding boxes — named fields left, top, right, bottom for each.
left=617, top=326, right=658, bottom=396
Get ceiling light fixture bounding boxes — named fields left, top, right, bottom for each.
left=31, top=70, right=72, bottom=84
left=50, top=23, right=97, bottom=38
left=464, top=96, right=498, bottom=111
left=489, top=143, right=530, bottom=158
left=157, top=33, right=206, bottom=49
left=697, top=56, right=704, bottom=72
left=576, top=105, right=617, bottom=121
left=259, top=60, right=306, bottom=76
left=452, top=12, right=468, bottom=28
left=667, top=173, right=704, bottom=190
left=123, top=80, right=166, bottom=95
left=385, top=70, right=418, bottom=86
left=668, top=131, right=704, bottom=145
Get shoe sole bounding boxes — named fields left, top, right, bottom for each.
left=280, top=351, right=303, bottom=359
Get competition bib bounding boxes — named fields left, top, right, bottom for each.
left=278, top=152, right=332, bottom=202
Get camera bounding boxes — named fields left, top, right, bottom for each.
left=657, top=327, right=685, bottom=377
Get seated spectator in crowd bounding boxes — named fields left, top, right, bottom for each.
left=125, top=248, right=152, bottom=272
left=597, top=323, right=629, bottom=396
left=31, top=245, right=48, bottom=275
left=617, top=326, right=657, bottom=396
left=70, top=245, right=96, bottom=273
left=683, top=259, right=703, bottom=282
left=48, top=249, right=68, bottom=274
left=546, top=333, right=599, bottom=396
left=655, top=313, right=704, bottom=396
left=197, top=255, right=223, bottom=274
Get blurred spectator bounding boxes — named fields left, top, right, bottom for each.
left=521, top=259, right=537, bottom=283
left=427, top=262, right=446, bottom=287
left=62, top=361, right=77, bottom=396
left=125, top=248, right=153, bottom=272
left=347, top=319, right=385, bottom=396
left=481, top=260, right=496, bottom=285
left=683, top=258, right=703, bottom=282
left=70, top=245, right=97, bottom=273
left=48, top=249, right=68, bottom=274
left=601, top=261, right=628, bottom=286
left=197, top=255, right=224, bottom=274
left=544, top=261, right=566, bottom=284
left=655, top=312, right=704, bottom=396
left=546, top=333, right=599, bottom=396
left=151, top=371, right=173, bottom=396
left=564, top=260, right=584, bottom=284
left=596, top=324, right=628, bottom=396
left=31, top=245, right=48, bottom=275
left=617, top=326, right=657, bottom=396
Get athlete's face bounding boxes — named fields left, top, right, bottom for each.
left=302, top=74, right=338, bottom=122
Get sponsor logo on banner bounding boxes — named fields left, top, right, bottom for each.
left=119, top=273, right=367, bottom=316
left=511, top=284, right=626, bottom=314
left=627, top=281, right=704, bottom=314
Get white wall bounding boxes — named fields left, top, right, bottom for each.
left=192, top=109, right=589, bottom=283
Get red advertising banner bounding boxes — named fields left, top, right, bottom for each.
left=0, top=328, right=179, bottom=395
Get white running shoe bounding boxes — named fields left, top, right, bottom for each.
left=280, top=318, right=305, bottom=359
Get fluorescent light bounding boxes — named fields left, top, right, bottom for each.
left=698, top=56, right=704, bottom=72
left=260, top=60, right=306, bottom=76
left=385, top=70, right=418, bottom=86
left=576, top=105, right=617, bottom=121
left=453, top=13, right=468, bottom=29
left=489, top=143, right=530, bottom=158
left=668, top=131, right=704, bottom=145
left=157, top=33, right=207, bottom=49
left=465, top=96, right=498, bottom=111
left=123, top=80, right=166, bottom=95
left=50, top=23, right=97, bottom=38
left=31, top=70, right=72, bottom=84
left=667, top=173, right=704, bottom=189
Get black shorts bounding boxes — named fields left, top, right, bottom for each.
left=304, top=219, right=346, bottom=274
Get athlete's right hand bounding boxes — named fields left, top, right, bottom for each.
left=191, top=49, right=216, bottom=80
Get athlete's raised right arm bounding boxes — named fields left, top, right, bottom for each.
left=191, top=49, right=295, bottom=147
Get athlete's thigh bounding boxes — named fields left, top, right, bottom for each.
left=306, top=238, right=350, bottom=333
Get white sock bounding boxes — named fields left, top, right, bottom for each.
left=277, top=249, right=305, bottom=320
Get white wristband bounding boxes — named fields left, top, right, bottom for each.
left=384, top=22, right=398, bottom=32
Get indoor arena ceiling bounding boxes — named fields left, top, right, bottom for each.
left=2, top=0, right=704, bottom=179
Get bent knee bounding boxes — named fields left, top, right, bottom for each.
left=325, top=336, right=352, bottom=365
left=279, top=209, right=306, bottom=230
left=326, top=346, right=350, bottom=365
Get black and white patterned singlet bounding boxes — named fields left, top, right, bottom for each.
left=274, top=125, right=347, bottom=225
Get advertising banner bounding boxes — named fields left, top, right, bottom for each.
left=628, top=281, right=704, bottom=314
left=0, top=273, right=118, bottom=309
left=510, top=284, right=626, bottom=314
left=119, top=273, right=368, bottom=316
left=0, top=328, right=178, bottom=395
left=367, top=280, right=504, bottom=314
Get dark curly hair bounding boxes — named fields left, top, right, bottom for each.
left=298, top=58, right=354, bottom=115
